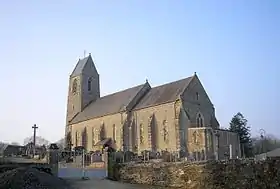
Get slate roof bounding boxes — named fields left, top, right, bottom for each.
left=134, top=76, right=193, bottom=110
left=71, top=54, right=97, bottom=77
left=69, top=75, right=195, bottom=124
left=266, top=148, right=280, bottom=157
left=70, top=84, right=146, bottom=124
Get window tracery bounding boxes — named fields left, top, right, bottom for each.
left=196, top=113, right=204, bottom=127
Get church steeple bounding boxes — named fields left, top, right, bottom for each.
left=66, top=53, right=100, bottom=123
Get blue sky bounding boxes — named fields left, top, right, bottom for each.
left=0, top=1, right=279, bottom=144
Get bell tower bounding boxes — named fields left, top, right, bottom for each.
left=65, top=53, right=100, bottom=147
left=66, top=53, right=100, bottom=123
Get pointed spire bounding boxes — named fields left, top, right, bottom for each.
left=194, top=72, right=197, bottom=75
left=145, top=78, right=148, bottom=83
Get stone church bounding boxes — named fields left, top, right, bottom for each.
left=65, top=53, right=241, bottom=160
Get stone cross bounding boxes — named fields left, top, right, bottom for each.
left=32, top=124, right=38, bottom=157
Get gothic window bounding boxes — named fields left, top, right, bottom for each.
left=163, top=120, right=168, bottom=142
left=113, top=124, right=116, bottom=142
left=72, top=79, right=77, bottom=93
left=75, top=131, right=78, bottom=146
left=92, top=128, right=95, bottom=146
left=100, top=123, right=106, bottom=141
left=87, top=77, right=92, bottom=91
left=140, top=124, right=144, bottom=144
left=81, top=127, right=87, bottom=148
left=196, top=113, right=204, bottom=127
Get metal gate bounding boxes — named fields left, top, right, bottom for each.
left=57, top=150, right=107, bottom=179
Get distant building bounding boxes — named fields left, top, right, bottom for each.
left=1, top=144, right=25, bottom=157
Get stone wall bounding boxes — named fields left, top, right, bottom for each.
left=111, top=160, right=280, bottom=189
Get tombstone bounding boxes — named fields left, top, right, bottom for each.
left=47, top=143, right=59, bottom=177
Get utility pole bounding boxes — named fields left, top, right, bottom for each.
left=32, top=124, right=38, bottom=158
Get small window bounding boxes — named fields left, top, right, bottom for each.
left=72, top=79, right=77, bottom=93
left=88, top=78, right=92, bottom=91
left=196, top=92, right=199, bottom=100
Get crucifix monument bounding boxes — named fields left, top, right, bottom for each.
left=32, top=124, right=38, bottom=157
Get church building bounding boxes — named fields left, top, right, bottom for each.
left=65, top=53, right=240, bottom=160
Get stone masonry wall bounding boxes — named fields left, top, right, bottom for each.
left=111, top=160, right=280, bottom=189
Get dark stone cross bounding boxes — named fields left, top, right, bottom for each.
left=32, top=124, right=38, bottom=157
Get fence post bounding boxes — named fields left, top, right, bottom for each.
left=229, top=144, right=232, bottom=159
left=81, top=149, right=86, bottom=179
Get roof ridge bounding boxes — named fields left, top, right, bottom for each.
left=151, top=76, right=193, bottom=89
left=99, top=83, right=145, bottom=99
left=133, top=75, right=194, bottom=110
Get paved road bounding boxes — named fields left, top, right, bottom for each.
left=58, top=168, right=106, bottom=179
left=67, top=178, right=166, bottom=189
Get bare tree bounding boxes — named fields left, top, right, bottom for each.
left=252, top=134, right=280, bottom=154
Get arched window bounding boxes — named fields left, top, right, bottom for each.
left=196, top=113, right=204, bottom=127
left=92, top=128, right=95, bottom=146
left=75, top=131, right=78, bottom=146
left=72, top=79, right=77, bottom=93
left=100, top=124, right=106, bottom=141
left=87, top=78, right=92, bottom=91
